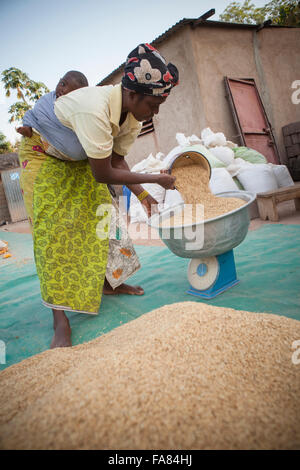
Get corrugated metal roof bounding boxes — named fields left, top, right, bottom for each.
left=97, top=17, right=288, bottom=85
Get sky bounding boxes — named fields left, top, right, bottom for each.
left=0, top=0, right=268, bottom=144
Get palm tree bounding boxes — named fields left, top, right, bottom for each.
left=2, top=67, right=30, bottom=103
left=1, top=67, right=49, bottom=123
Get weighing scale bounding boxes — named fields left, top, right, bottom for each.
left=148, top=150, right=256, bottom=299
left=186, top=249, right=239, bottom=299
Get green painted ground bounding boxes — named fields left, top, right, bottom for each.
left=1, top=224, right=299, bottom=370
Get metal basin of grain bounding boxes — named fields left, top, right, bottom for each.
left=148, top=149, right=256, bottom=258
left=148, top=190, right=256, bottom=258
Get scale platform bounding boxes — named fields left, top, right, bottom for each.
left=186, top=249, right=239, bottom=299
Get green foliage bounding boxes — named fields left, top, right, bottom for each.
left=1, top=67, right=49, bottom=124
left=220, top=0, right=300, bottom=26
left=7, top=102, right=31, bottom=124
left=270, top=0, right=300, bottom=25
left=220, top=0, right=265, bottom=24
left=0, top=131, right=13, bottom=154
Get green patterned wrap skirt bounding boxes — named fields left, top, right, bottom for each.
left=19, top=132, right=140, bottom=314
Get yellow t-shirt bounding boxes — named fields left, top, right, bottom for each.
left=54, top=84, right=142, bottom=159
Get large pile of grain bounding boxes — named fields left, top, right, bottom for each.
left=162, top=164, right=245, bottom=226
left=1, top=302, right=300, bottom=450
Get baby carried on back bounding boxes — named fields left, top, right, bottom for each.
left=18, top=70, right=88, bottom=161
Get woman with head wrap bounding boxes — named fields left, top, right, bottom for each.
left=122, top=43, right=179, bottom=98
left=18, top=43, right=179, bottom=349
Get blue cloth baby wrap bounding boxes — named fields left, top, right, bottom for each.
left=23, top=91, right=87, bottom=161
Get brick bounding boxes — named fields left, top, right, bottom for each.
left=291, top=133, right=300, bottom=144
left=282, top=121, right=300, bottom=136
left=290, top=169, right=300, bottom=182
left=289, top=156, right=300, bottom=169
left=284, top=135, right=293, bottom=146
left=287, top=144, right=300, bottom=157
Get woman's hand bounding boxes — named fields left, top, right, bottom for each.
left=16, top=126, right=33, bottom=138
left=141, top=194, right=159, bottom=217
left=156, top=171, right=176, bottom=190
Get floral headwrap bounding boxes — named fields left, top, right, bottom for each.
left=122, top=43, right=179, bottom=97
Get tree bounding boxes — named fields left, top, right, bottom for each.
left=0, top=132, right=13, bottom=154
left=220, top=0, right=265, bottom=24
left=220, top=0, right=300, bottom=26
left=1, top=67, right=49, bottom=123
left=270, top=0, right=300, bottom=25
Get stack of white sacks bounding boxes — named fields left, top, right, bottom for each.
left=129, top=128, right=294, bottom=223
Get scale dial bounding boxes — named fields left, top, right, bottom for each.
left=187, top=256, right=219, bottom=291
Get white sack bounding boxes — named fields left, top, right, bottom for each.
left=163, top=189, right=184, bottom=209
left=226, top=158, right=253, bottom=178
left=209, top=146, right=235, bottom=166
left=188, top=134, right=203, bottom=145
left=129, top=182, right=166, bottom=224
left=129, top=153, right=167, bottom=223
left=201, top=127, right=214, bottom=142
left=226, top=140, right=238, bottom=149
left=201, top=127, right=226, bottom=147
left=237, top=164, right=278, bottom=194
left=129, top=196, right=148, bottom=224
left=269, top=164, right=294, bottom=188
left=131, top=158, right=148, bottom=173
left=155, top=152, right=165, bottom=161
left=176, top=132, right=203, bottom=147
left=209, top=168, right=239, bottom=194
left=176, top=133, right=190, bottom=147
left=131, top=153, right=167, bottom=174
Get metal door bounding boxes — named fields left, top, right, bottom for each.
left=1, top=168, right=28, bottom=222
left=225, top=77, right=279, bottom=164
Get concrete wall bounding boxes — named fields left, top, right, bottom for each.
left=104, top=27, right=206, bottom=168
left=100, top=24, right=300, bottom=167
left=190, top=25, right=258, bottom=144
left=190, top=25, right=300, bottom=164
left=256, top=28, right=300, bottom=164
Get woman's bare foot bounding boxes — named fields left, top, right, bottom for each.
left=50, top=309, right=72, bottom=349
left=103, top=278, right=144, bottom=296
